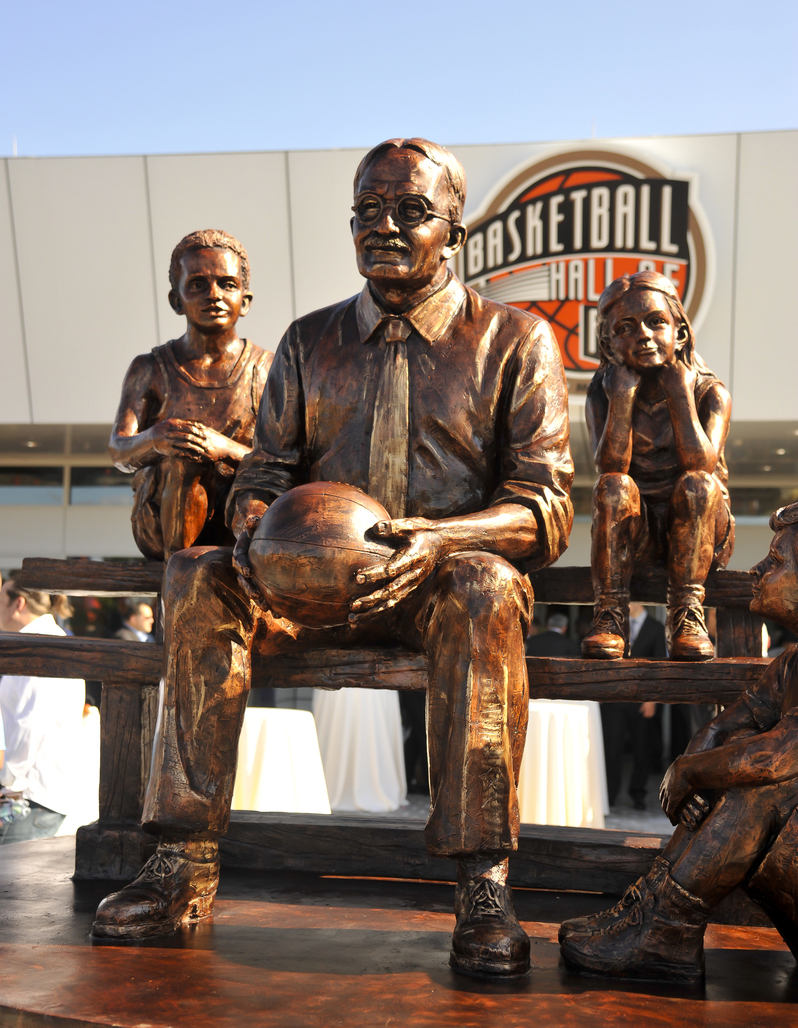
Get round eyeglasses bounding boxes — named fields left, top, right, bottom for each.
left=352, top=193, right=453, bottom=228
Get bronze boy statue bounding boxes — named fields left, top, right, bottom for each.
left=93, top=139, right=574, bottom=979
left=111, top=230, right=273, bottom=560
left=561, top=502, right=798, bottom=982
left=581, top=271, right=733, bottom=661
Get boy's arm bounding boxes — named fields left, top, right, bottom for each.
left=110, top=355, right=248, bottom=470
left=660, top=653, right=787, bottom=823
left=588, top=365, right=641, bottom=473
left=658, top=366, right=731, bottom=474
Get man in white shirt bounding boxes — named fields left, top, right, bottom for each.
left=0, top=575, right=85, bottom=843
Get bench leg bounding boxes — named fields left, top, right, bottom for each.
left=75, top=683, right=159, bottom=879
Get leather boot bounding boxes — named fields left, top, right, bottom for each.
left=559, top=857, right=670, bottom=936
left=667, top=586, right=714, bottom=661
left=559, top=870, right=710, bottom=983
left=581, top=602, right=628, bottom=659
left=92, top=838, right=220, bottom=940
left=450, top=856, right=530, bottom=978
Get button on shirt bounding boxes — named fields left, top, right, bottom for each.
left=0, top=615, right=86, bottom=815
left=229, top=274, right=574, bottom=570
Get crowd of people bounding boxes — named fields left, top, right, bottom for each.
left=0, top=579, right=155, bottom=843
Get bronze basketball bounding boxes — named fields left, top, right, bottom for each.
left=248, top=482, right=396, bottom=629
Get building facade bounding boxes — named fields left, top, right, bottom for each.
left=0, top=131, right=796, bottom=570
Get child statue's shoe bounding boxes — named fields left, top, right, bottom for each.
left=559, top=871, right=710, bottom=983
left=581, top=605, right=628, bottom=659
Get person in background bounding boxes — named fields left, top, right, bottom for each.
left=114, top=599, right=155, bottom=643
left=0, top=574, right=86, bottom=843
left=601, top=602, right=667, bottom=810
left=526, top=608, right=581, bottom=657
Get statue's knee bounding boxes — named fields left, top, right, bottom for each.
left=672, top=470, right=715, bottom=513
left=164, top=546, right=234, bottom=599
left=593, top=472, right=637, bottom=513
left=438, top=552, right=530, bottom=617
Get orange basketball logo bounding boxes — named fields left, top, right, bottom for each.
left=458, top=150, right=708, bottom=386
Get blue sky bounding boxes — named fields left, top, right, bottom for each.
left=1, top=0, right=796, bottom=157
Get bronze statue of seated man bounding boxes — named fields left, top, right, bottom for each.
left=110, top=229, right=272, bottom=561
left=561, top=501, right=798, bottom=982
left=581, top=272, right=734, bottom=661
left=92, top=138, right=574, bottom=979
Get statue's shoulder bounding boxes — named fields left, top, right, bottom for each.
left=462, top=284, right=548, bottom=337
left=290, top=296, right=358, bottom=341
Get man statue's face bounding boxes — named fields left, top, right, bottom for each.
left=750, top=528, right=798, bottom=633
left=352, top=149, right=461, bottom=293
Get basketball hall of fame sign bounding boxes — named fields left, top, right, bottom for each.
left=455, top=148, right=711, bottom=390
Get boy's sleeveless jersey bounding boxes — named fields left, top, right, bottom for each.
left=148, top=339, right=271, bottom=457
left=590, top=365, right=730, bottom=502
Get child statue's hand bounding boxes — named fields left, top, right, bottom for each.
left=658, top=359, right=697, bottom=397
left=149, top=419, right=247, bottom=463
left=602, top=362, right=641, bottom=399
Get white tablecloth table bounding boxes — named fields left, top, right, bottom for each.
left=231, top=707, right=331, bottom=814
left=517, top=699, right=608, bottom=829
left=312, top=688, right=406, bottom=813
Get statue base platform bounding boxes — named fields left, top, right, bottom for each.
left=1, top=836, right=795, bottom=1027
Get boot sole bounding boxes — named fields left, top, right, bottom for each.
left=580, top=647, right=624, bottom=660
left=561, top=950, right=703, bottom=984
left=92, top=894, right=216, bottom=941
left=449, top=952, right=530, bottom=979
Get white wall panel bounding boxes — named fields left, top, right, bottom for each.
left=8, top=156, right=158, bottom=423
left=288, top=148, right=367, bottom=318
left=65, top=505, right=139, bottom=558
left=0, top=507, right=66, bottom=562
left=146, top=152, right=294, bottom=353
left=733, top=132, right=798, bottom=420
left=0, top=162, right=34, bottom=422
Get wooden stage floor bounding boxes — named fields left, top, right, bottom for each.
left=0, top=837, right=796, bottom=1027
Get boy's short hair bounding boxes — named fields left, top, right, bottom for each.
left=169, top=230, right=250, bottom=292
left=771, top=502, right=798, bottom=532
left=595, top=271, right=695, bottom=368
left=353, top=138, right=467, bottom=224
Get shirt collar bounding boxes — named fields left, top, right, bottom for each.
left=356, top=272, right=466, bottom=345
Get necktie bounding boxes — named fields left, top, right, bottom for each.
left=368, top=317, right=411, bottom=519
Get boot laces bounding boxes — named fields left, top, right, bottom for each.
left=603, top=902, right=644, bottom=936
left=671, top=605, right=708, bottom=637
left=604, top=880, right=643, bottom=919
left=139, top=851, right=180, bottom=886
left=463, top=878, right=508, bottom=921
left=593, top=607, right=625, bottom=637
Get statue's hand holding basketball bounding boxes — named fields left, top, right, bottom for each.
left=233, top=513, right=271, bottom=611
left=349, top=518, right=444, bottom=622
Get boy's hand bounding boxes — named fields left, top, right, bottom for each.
left=150, top=420, right=247, bottom=462
left=603, top=363, right=641, bottom=399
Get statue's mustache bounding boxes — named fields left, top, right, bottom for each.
left=364, top=234, right=409, bottom=252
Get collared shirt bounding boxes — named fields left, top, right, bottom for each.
left=0, top=615, right=85, bottom=815
left=123, top=622, right=151, bottom=644
left=229, top=273, right=574, bottom=569
left=629, top=611, right=647, bottom=648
